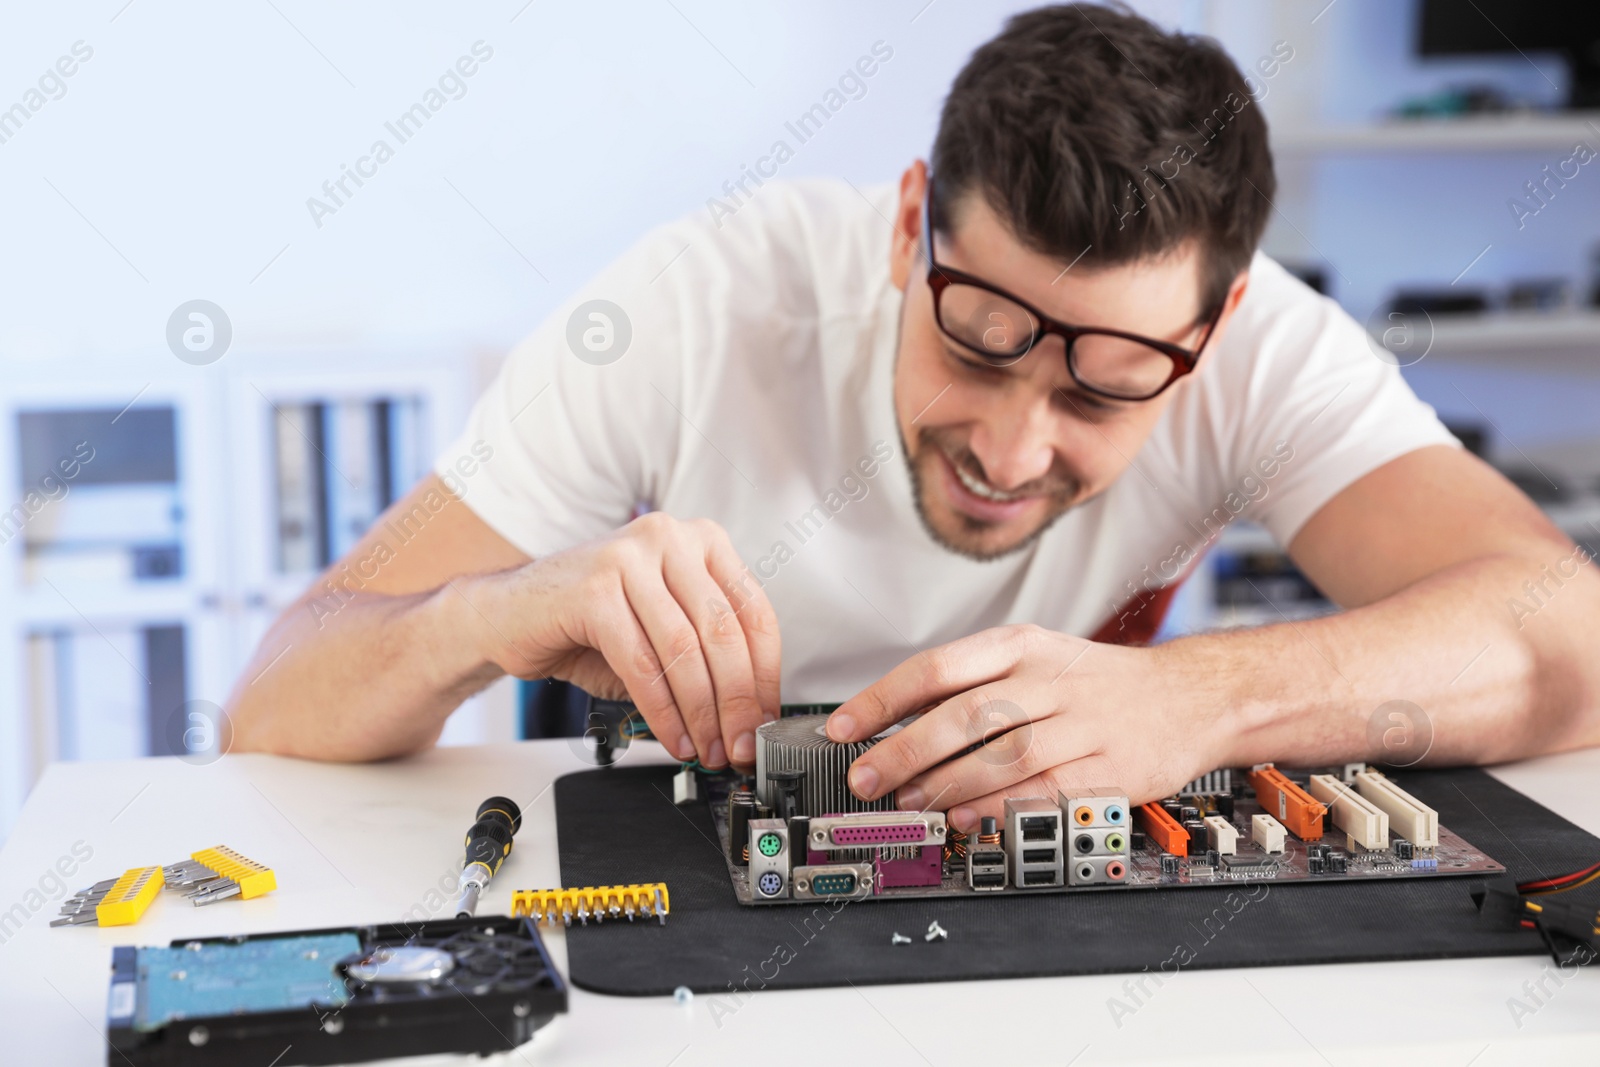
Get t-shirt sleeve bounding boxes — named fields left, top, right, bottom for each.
left=1225, top=262, right=1461, bottom=546
left=432, top=221, right=697, bottom=559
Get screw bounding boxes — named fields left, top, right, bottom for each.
left=925, top=920, right=947, bottom=942
left=890, top=932, right=912, bottom=945
left=674, top=986, right=693, bottom=1005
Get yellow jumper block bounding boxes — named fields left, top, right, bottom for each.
left=511, top=882, right=670, bottom=926
left=96, top=866, right=165, bottom=926
left=189, top=846, right=277, bottom=899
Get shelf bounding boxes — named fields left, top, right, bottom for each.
left=1366, top=310, right=1600, bottom=375
left=1273, top=111, right=1600, bottom=156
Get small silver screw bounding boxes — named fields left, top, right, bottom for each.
left=513, top=1001, right=532, bottom=1018
left=323, top=1015, right=344, bottom=1035
left=925, top=920, right=948, bottom=942
left=674, top=985, right=693, bottom=1005
left=890, top=932, right=912, bottom=945
left=188, top=1026, right=209, bottom=1047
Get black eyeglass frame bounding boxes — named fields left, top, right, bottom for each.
left=921, top=176, right=1225, bottom=402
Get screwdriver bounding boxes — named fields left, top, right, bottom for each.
left=453, top=796, right=523, bottom=917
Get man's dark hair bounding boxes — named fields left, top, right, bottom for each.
left=931, top=3, right=1276, bottom=316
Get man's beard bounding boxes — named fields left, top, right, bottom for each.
left=900, top=423, right=1081, bottom=562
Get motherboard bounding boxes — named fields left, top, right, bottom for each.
left=711, top=715, right=1503, bottom=905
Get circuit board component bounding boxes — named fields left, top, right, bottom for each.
left=1245, top=765, right=1327, bottom=841
left=1354, top=770, right=1439, bottom=848
left=1005, top=797, right=1064, bottom=888
left=1309, top=774, right=1391, bottom=850
left=1064, top=790, right=1130, bottom=885
left=748, top=817, right=791, bottom=899
left=1251, top=813, right=1287, bottom=854
left=1136, top=801, right=1190, bottom=856
left=1204, top=815, right=1239, bottom=856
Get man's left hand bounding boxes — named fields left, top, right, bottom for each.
left=825, top=624, right=1228, bottom=832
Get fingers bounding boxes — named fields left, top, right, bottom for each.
left=845, top=683, right=1053, bottom=803
left=581, top=583, right=699, bottom=762
left=620, top=561, right=726, bottom=766
left=552, top=513, right=779, bottom=770
left=701, top=529, right=782, bottom=714
left=828, top=626, right=1036, bottom=745
left=901, top=715, right=1098, bottom=812
left=700, top=523, right=782, bottom=762
left=661, top=537, right=762, bottom=768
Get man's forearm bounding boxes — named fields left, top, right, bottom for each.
left=227, top=582, right=503, bottom=761
left=1174, top=550, right=1600, bottom=769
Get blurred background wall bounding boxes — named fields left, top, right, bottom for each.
left=2, top=0, right=1597, bottom=839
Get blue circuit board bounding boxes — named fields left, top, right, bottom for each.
left=135, top=933, right=358, bottom=1032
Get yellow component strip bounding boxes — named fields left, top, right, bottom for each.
left=191, top=846, right=277, bottom=900
left=511, top=882, right=669, bottom=924
left=95, top=866, right=164, bottom=927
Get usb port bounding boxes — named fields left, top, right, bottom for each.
left=1023, top=869, right=1059, bottom=886
left=971, top=851, right=1005, bottom=867
left=1022, top=848, right=1057, bottom=864
left=1020, top=815, right=1058, bottom=841
left=971, top=873, right=1005, bottom=888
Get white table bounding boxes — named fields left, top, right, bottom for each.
left=2, top=739, right=1598, bottom=1067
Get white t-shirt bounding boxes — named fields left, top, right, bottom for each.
left=436, top=179, right=1457, bottom=701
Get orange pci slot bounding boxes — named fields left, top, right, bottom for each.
left=1136, top=802, right=1189, bottom=855
left=1245, top=765, right=1326, bottom=841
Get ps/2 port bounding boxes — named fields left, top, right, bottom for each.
left=756, top=871, right=784, bottom=896
left=756, top=832, right=784, bottom=858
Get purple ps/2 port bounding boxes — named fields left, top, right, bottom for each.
left=830, top=823, right=927, bottom=846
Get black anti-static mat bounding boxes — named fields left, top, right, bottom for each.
left=553, top=764, right=1600, bottom=996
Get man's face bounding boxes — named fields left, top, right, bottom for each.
left=889, top=162, right=1239, bottom=561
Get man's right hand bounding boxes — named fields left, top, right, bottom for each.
left=463, top=512, right=781, bottom=769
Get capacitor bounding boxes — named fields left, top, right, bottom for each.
left=1183, top=820, right=1207, bottom=856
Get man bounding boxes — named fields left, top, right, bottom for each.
left=230, top=5, right=1600, bottom=832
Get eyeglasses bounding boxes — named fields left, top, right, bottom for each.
left=921, top=177, right=1223, bottom=402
